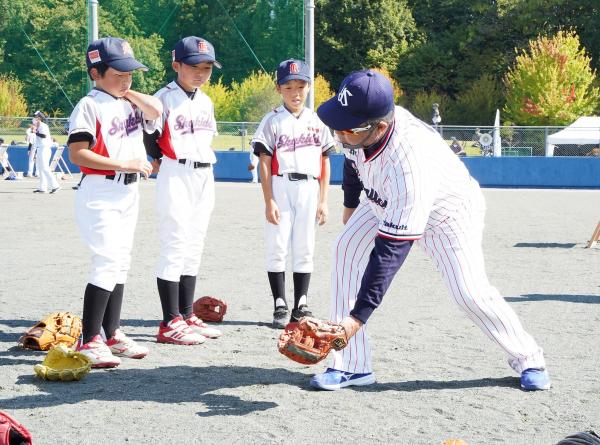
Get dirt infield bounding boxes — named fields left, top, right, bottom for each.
left=1, top=177, right=599, bottom=444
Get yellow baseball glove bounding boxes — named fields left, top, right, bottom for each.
left=34, top=345, right=92, bottom=382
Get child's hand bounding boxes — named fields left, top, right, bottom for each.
left=266, top=199, right=280, bottom=225
left=316, top=202, right=328, bottom=226
left=121, top=158, right=153, bottom=178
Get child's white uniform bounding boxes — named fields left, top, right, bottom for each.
left=252, top=106, right=335, bottom=273
left=68, top=89, right=149, bottom=291
left=150, top=81, right=217, bottom=282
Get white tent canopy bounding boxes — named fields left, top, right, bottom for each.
left=545, top=116, right=600, bottom=156
left=547, top=116, right=600, bottom=145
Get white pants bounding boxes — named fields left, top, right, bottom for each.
left=329, top=197, right=546, bottom=375
left=28, top=146, right=37, bottom=176
left=265, top=175, right=319, bottom=273
left=75, top=174, right=140, bottom=291
left=156, top=157, right=215, bottom=281
left=36, top=146, right=59, bottom=191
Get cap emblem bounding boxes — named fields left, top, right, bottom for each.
left=289, top=62, right=299, bottom=74
left=88, top=50, right=101, bottom=64
left=338, top=86, right=353, bottom=107
left=198, top=41, right=208, bottom=53
left=121, top=41, right=133, bottom=56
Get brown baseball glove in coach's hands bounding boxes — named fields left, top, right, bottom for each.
left=278, top=316, right=362, bottom=364
left=18, top=312, right=82, bottom=351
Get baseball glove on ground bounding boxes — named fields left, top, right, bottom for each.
left=33, top=345, right=92, bottom=382
left=19, top=312, right=81, bottom=351
left=0, top=410, right=33, bottom=445
left=278, top=317, right=349, bottom=365
left=193, top=296, right=227, bottom=323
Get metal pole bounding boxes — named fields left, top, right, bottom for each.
left=304, top=0, right=315, bottom=110
left=87, top=0, right=99, bottom=92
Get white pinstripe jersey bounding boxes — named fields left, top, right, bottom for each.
left=252, top=105, right=335, bottom=178
left=345, top=106, right=480, bottom=241
left=151, top=81, right=217, bottom=164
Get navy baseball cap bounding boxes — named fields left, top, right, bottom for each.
left=86, top=37, right=148, bottom=72
left=172, top=36, right=222, bottom=68
left=276, top=59, right=310, bottom=85
left=317, top=70, right=395, bottom=130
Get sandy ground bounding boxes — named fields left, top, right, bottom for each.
left=0, top=176, right=599, bottom=445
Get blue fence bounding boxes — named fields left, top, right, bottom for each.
left=5, top=145, right=600, bottom=188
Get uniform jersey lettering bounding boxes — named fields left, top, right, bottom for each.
left=108, top=112, right=143, bottom=137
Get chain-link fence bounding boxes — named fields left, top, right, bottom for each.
left=1, top=116, right=599, bottom=156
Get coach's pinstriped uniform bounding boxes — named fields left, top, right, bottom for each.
left=329, top=105, right=546, bottom=375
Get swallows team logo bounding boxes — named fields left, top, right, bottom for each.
left=198, top=40, right=208, bottom=53
left=121, top=41, right=134, bottom=56
left=88, top=50, right=101, bottom=63
left=289, top=62, right=299, bottom=74
left=338, top=86, right=353, bottom=107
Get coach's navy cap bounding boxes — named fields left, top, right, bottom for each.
left=276, top=59, right=310, bottom=85
left=173, top=36, right=222, bottom=68
left=317, top=70, right=395, bottom=130
left=86, top=37, right=148, bottom=72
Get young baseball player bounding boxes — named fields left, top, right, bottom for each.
left=67, top=36, right=162, bottom=367
left=32, top=111, right=60, bottom=193
left=25, top=124, right=37, bottom=177
left=144, top=36, right=222, bottom=345
left=252, top=59, right=336, bottom=328
left=310, top=70, right=550, bottom=391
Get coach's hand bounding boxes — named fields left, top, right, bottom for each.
left=266, top=199, right=280, bottom=225
left=316, top=202, right=328, bottom=226
left=121, top=158, right=153, bottom=178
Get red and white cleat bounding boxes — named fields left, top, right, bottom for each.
left=106, top=329, right=149, bottom=359
left=77, top=334, right=121, bottom=368
left=157, top=316, right=206, bottom=345
left=185, top=315, right=222, bottom=339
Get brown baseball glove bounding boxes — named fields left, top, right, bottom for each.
left=193, top=296, right=227, bottom=323
left=278, top=317, right=349, bottom=365
left=18, top=312, right=82, bottom=351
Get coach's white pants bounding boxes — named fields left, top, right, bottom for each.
left=156, top=157, right=215, bottom=282
left=27, top=146, right=37, bottom=176
left=36, top=145, right=59, bottom=192
left=76, top=175, right=139, bottom=291
left=265, top=175, right=319, bottom=273
left=329, top=197, right=546, bottom=375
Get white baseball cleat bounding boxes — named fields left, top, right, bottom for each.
left=185, top=315, right=222, bottom=339
left=105, top=329, right=149, bottom=359
left=77, top=334, right=121, bottom=368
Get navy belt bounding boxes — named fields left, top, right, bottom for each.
left=105, top=173, right=139, bottom=185
left=178, top=159, right=211, bottom=169
left=277, top=173, right=312, bottom=181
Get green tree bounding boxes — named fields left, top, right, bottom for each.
left=504, top=30, right=600, bottom=125
left=201, top=78, right=237, bottom=121
left=0, top=74, right=28, bottom=116
left=452, top=75, right=504, bottom=125
left=316, top=0, right=418, bottom=87
left=230, top=71, right=280, bottom=121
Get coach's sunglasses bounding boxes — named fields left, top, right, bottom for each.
left=336, top=124, right=373, bottom=135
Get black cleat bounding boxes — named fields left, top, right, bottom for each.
left=272, top=306, right=289, bottom=329
left=290, top=305, right=313, bottom=322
